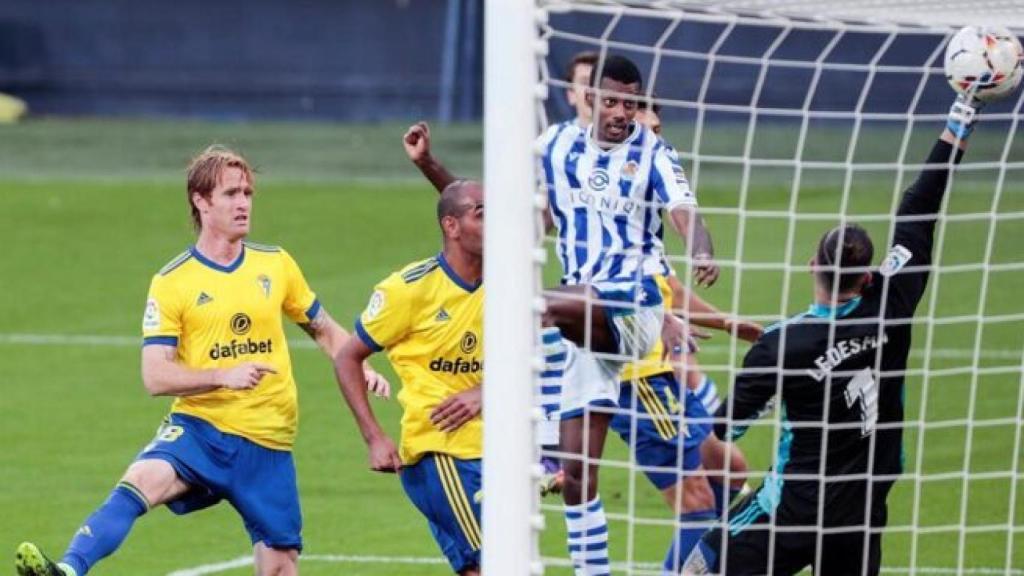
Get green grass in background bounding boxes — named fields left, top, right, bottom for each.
left=1, top=118, right=1021, bottom=574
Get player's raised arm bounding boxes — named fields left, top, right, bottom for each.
left=333, top=337, right=402, bottom=473
left=884, top=95, right=975, bottom=317
left=403, top=121, right=459, bottom=193
left=654, top=147, right=719, bottom=287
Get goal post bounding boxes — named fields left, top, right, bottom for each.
left=484, top=2, right=1024, bottom=575
left=482, top=1, right=542, bottom=574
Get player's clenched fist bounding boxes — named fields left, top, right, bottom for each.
left=367, top=434, right=402, bottom=473
left=220, top=362, right=277, bottom=390
left=402, top=121, right=432, bottom=164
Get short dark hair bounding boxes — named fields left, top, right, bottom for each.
left=596, top=54, right=643, bottom=90
left=815, top=224, right=875, bottom=293
left=437, top=179, right=478, bottom=225
left=637, top=94, right=661, bottom=114
left=565, top=51, right=599, bottom=83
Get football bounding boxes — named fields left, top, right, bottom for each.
left=945, top=25, right=1024, bottom=102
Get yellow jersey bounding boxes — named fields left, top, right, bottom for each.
left=620, top=273, right=675, bottom=382
left=355, top=254, right=483, bottom=465
left=142, top=241, right=319, bottom=450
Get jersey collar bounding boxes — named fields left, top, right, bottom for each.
left=190, top=244, right=245, bottom=273
left=437, top=252, right=481, bottom=293
left=586, top=120, right=641, bottom=154
left=807, top=296, right=862, bottom=319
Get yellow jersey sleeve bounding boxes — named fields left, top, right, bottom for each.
left=355, top=274, right=413, bottom=352
left=280, top=249, right=320, bottom=324
left=142, top=273, right=185, bottom=347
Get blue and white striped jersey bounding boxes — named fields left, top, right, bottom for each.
left=538, top=120, right=697, bottom=286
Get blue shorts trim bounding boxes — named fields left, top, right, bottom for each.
left=611, top=372, right=709, bottom=490
left=400, top=453, right=482, bottom=573
left=137, top=413, right=303, bottom=551
left=561, top=398, right=617, bottom=421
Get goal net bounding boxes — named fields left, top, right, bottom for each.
left=483, top=1, right=1024, bottom=575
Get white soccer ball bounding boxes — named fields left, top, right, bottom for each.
left=944, top=25, right=1024, bottom=102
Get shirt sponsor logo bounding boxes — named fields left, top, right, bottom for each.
left=209, top=338, right=274, bottom=360
left=230, top=313, right=252, bottom=335
left=806, top=332, right=889, bottom=382
left=587, top=168, right=610, bottom=192
left=429, top=356, right=482, bottom=374
left=569, top=188, right=639, bottom=216
left=460, top=331, right=478, bottom=354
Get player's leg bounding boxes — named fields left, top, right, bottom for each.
left=543, top=285, right=617, bottom=353
left=617, top=373, right=718, bottom=572
left=399, top=453, right=482, bottom=575
left=17, top=418, right=198, bottom=576
left=560, top=409, right=613, bottom=576
left=538, top=326, right=568, bottom=496
left=226, top=436, right=303, bottom=576
left=680, top=351, right=751, bottom=515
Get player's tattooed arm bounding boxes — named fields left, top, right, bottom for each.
left=403, top=121, right=459, bottom=193
left=300, top=306, right=392, bottom=399
left=669, top=205, right=719, bottom=288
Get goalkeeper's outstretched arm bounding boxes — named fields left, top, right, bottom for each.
left=886, top=96, right=974, bottom=317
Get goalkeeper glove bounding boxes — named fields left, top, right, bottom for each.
left=947, top=93, right=983, bottom=141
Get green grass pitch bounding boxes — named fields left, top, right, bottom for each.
left=0, top=118, right=1021, bottom=574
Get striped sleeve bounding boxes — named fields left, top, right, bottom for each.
left=651, top=145, right=697, bottom=211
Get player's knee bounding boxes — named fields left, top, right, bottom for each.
left=121, top=459, right=184, bottom=507
left=254, top=545, right=298, bottom=576
left=682, top=475, right=716, bottom=512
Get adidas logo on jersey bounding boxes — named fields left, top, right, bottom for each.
left=197, top=292, right=214, bottom=306
left=435, top=308, right=451, bottom=322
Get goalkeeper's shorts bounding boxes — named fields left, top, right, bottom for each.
left=401, top=453, right=482, bottom=573
left=136, top=412, right=302, bottom=551
left=611, top=372, right=709, bottom=490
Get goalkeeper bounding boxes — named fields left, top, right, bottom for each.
left=682, top=96, right=981, bottom=575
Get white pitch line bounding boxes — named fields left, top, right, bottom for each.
left=166, top=554, right=1024, bottom=576
left=1, top=332, right=1020, bottom=361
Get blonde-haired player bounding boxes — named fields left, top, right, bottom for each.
left=16, top=146, right=386, bottom=576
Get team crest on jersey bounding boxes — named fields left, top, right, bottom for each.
left=143, top=299, right=160, bottom=331
left=460, top=331, right=478, bottom=354
left=621, top=160, right=639, bottom=179
left=364, top=290, right=385, bottom=320
left=257, top=274, right=271, bottom=298
left=230, top=313, right=252, bottom=335
left=587, top=168, right=610, bottom=192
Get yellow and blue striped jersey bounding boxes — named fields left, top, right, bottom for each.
left=355, top=254, right=483, bottom=465
left=620, top=273, right=675, bottom=382
left=142, top=242, right=319, bottom=450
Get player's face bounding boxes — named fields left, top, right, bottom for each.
left=449, top=183, right=484, bottom=258
left=587, top=77, right=640, bottom=145
left=195, top=166, right=253, bottom=240
left=566, top=63, right=593, bottom=125
left=637, top=107, right=661, bottom=135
